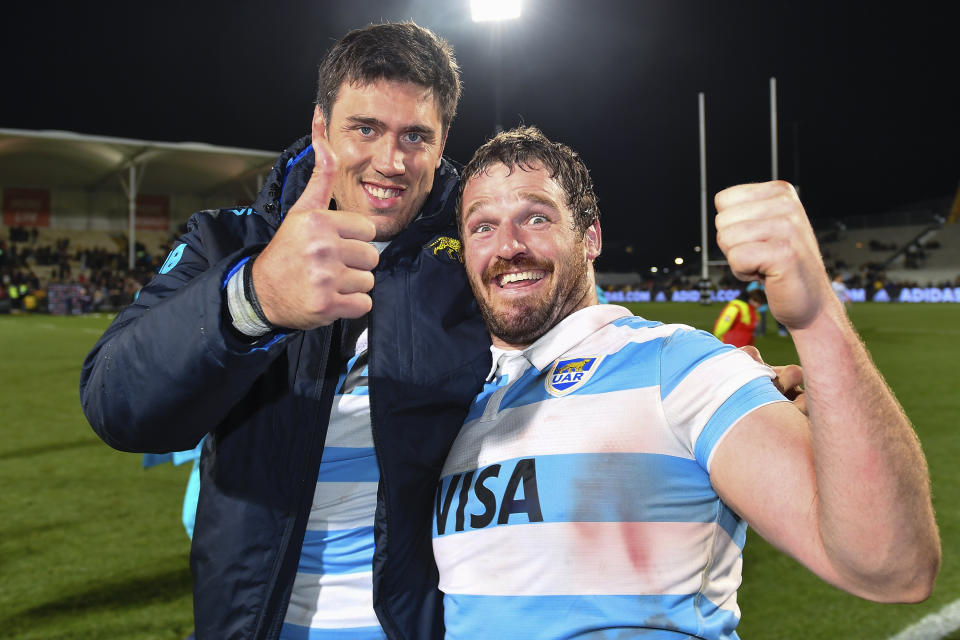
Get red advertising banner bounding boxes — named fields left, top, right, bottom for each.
left=135, top=194, right=170, bottom=231
left=3, top=188, right=51, bottom=227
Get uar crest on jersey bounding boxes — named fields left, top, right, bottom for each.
left=545, top=356, right=601, bottom=397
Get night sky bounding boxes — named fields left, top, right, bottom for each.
left=2, top=0, right=957, bottom=270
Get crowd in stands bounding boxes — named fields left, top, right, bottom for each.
left=2, top=222, right=958, bottom=315
left=0, top=225, right=173, bottom=314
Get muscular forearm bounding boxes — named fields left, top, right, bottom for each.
left=790, top=297, right=940, bottom=601
left=714, top=180, right=939, bottom=601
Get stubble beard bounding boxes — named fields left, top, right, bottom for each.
left=471, top=251, right=590, bottom=348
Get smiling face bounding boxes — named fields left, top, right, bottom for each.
left=315, top=78, right=447, bottom=241
left=460, top=162, right=601, bottom=349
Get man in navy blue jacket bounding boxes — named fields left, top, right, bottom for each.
left=81, top=22, right=490, bottom=640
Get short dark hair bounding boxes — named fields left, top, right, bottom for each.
left=746, top=288, right=766, bottom=304
left=316, top=22, right=461, bottom=132
left=457, top=126, right=600, bottom=235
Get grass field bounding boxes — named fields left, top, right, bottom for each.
left=1, top=304, right=958, bottom=639
left=0, top=314, right=193, bottom=640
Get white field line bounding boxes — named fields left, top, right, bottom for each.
left=887, top=598, right=960, bottom=640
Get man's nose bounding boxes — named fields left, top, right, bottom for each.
left=496, top=224, right=527, bottom=260
left=371, top=137, right=404, bottom=176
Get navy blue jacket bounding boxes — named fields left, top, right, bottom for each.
left=80, top=136, right=491, bottom=639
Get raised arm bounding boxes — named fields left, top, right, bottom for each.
left=709, top=181, right=939, bottom=602
left=81, top=117, right=379, bottom=454
left=252, top=110, right=379, bottom=330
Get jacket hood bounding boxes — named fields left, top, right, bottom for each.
left=251, top=135, right=463, bottom=239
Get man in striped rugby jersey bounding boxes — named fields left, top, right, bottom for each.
left=432, top=126, right=940, bottom=639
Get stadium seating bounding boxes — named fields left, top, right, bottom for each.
left=885, top=222, right=960, bottom=285
left=816, top=223, right=931, bottom=269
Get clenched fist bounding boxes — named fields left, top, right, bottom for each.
left=715, top=181, right=837, bottom=331
left=252, top=112, right=380, bottom=329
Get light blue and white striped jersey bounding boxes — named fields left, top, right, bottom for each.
left=433, top=304, right=787, bottom=640
left=281, top=321, right=387, bottom=640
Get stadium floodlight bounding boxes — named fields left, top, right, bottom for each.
left=675, top=257, right=684, bottom=265
left=471, top=0, right=522, bottom=22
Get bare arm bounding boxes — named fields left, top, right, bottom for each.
left=710, top=181, right=939, bottom=602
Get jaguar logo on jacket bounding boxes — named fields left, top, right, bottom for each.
left=426, top=236, right=463, bottom=263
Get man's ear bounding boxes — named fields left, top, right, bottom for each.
left=584, top=219, right=602, bottom=261
left=312, top=105, right=328, bottom=141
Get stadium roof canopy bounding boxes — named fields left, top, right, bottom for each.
left=0, top=128, right=279, bottom=267
left=0, top=127, right=278, bottom=198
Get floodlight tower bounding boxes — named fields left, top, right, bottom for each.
left=471, top=0, right=522, bottom=133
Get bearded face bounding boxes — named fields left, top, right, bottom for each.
left=460, top=163, right=601, bottom=349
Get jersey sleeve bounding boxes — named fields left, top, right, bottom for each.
left=659, top=327, right=787, bottom=471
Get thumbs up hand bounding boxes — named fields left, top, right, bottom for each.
left=252, top=109, right=380, bottom=329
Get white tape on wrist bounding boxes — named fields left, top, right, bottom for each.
left=227, top=263, right=271, bottom=337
